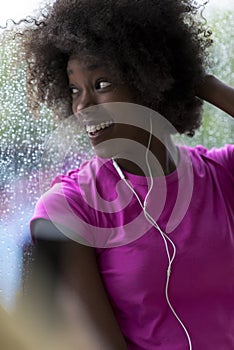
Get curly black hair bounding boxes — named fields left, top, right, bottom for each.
left=20, top=0, right=212, bottom=136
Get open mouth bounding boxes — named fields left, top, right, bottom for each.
left=86, top=121, right=114, bottom=138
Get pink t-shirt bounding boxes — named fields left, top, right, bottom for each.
left=31, top=145, right=234, bottom=349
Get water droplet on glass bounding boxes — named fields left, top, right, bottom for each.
left=0, top=5, right=233, bottom=309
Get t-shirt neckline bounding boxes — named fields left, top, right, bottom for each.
left=101, top=146, right=189, bottom=186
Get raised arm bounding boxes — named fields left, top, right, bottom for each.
left=23, top=220, right=128, bottom=350
left=197, top=75, right=234, bottom=118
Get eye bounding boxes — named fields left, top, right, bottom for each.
left=96, top=80, right=112, bottom=90
left=69, top=86, right=80, bottom=95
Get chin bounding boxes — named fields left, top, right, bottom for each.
left=93, top=146, right=116, bottom=160
left=92, top=138, right=123, bottom=160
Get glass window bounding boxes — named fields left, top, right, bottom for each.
left=0, top=0, right=233, bottom=311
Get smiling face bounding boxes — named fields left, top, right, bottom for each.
left=66, top=56, right=176, bottom=175
left=67, top=56, right=145, bottom=153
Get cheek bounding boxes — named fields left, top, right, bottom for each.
left=71, top=99, right=77, bottom=114
left=114, top=88, right=137, bottom=104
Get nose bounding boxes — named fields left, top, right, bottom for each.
left=73, top=90, right=97, bottom=115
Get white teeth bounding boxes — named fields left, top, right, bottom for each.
left=86, top=121, right=113, bottom=134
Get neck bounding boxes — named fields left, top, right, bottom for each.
left=113, top=136, right=178, bottom=177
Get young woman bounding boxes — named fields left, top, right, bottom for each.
left=20, top=0, right=234, bottom=349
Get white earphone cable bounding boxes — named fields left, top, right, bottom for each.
left=111, top=114, right=192, bottom=349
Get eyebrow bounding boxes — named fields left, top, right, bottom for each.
left=67, top=63, right=107, bottom=75
left=87, top=63, right=104, bottom=71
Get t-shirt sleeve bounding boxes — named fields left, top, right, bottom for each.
left=30, top=174, right=98, bottom=245
left=194, top=144, right=234, bottom=175
left=205, top=144, right=234, bottom=174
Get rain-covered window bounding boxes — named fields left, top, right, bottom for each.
left=0, top=0, right=233, bottom=311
